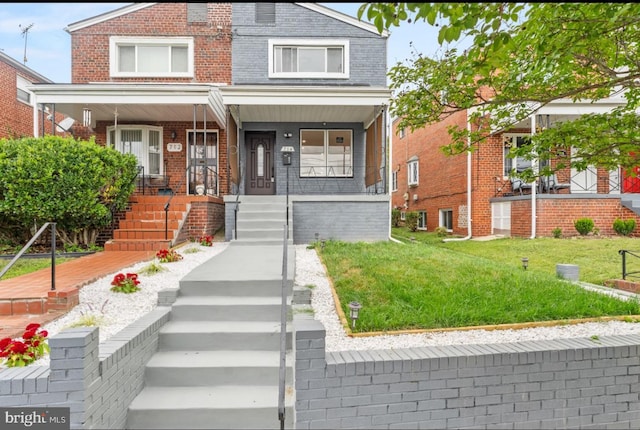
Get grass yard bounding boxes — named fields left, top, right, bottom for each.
left=0, top=257, right=72, bottom=281
left=314, top=231, right=640, bottom=333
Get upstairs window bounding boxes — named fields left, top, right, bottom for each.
left=17, top=75, right=32, bottom=105
left=391, top=171, right=398, bottom=191
left=110, top=36, right=194, bottom=78
left=256, top=3, right=275, bottom=23
left=187, top=3, right=208, bottom=23
left=408, top=156, right=419, bottom=187
left=269, top=39, right=349, bottom=79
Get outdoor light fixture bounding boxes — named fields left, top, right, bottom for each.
left=315, top=232, right=319, bottom=242
left=521, top=257, right=529, bottom=270
left=170, top=130, right=177, bottom=140
left=283, top=132, right=293, bottom=139
left=348, top=301, right=362, bottom=329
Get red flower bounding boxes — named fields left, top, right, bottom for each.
left=22, top=330, right=36, bottom=340
left=25, top=323, right=40, bottom=331
left=9, top=341, right=27, bottom=354
left=40, top=331, right=48, bottom=338
left=0, top=337, right=11, bottom=350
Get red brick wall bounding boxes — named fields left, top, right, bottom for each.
left=507, top=196, right=640, bottom=238
left=0, top=60, right=66, bottom=139
left=70, top=3, right=231, bottom=84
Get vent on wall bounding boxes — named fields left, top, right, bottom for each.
left=256, top=3, right=276, bottom=24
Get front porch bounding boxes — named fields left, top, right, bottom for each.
left=491, top=193, right=640, bottom=238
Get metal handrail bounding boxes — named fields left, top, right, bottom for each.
left=278, top=224, right=288, bottom=429
left=0, top=222, right=57, bottom=291
left=618, top=249, right=640, bottom=281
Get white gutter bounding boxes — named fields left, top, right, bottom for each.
left=443, top=110, right=473, bottom=242
left=530, top=114, right=537, bottom=239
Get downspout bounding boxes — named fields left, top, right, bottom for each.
left=530, top=114, right=537, bottom=239
left=443, top=109, right=473, bottom=242
left=32, top=96, right=39, bottom=137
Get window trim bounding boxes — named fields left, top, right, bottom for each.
left=503, top=133, right=532, bottom=178
left=408, top=156, right=419, bottom=187
left=391, top=170, right=398, bottom=192
left=268, top=38, right=349, bottom=79
left=107, top=125, right=164, bottom=176
left=439, top=208, right=453, bottom=232
left=417, top=211, right=427, bottom=230
left=109, top=36, right=194, bottom=78
left=16, top=75, right=33, bottom=105
left=300, top=129, right=353, bottom=178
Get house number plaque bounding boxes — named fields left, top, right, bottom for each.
left=167, top=143, right=182, bottom=152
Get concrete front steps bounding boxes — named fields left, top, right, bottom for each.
left=126, top=243, right=295, bottom=429
left=233, top=195, right=292, bottom=246
left=105, top=195, right=190, bottom=252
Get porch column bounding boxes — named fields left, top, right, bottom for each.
left=530, top=114, right=537, bottom=238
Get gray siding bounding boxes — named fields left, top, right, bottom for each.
left=231, top=3, right=387, bottom=86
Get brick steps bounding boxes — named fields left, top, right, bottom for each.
left=106, top=196, right=190, bottom=252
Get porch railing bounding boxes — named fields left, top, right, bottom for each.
left=135, top=161, right=170, bottom=195
left=0, top=222, right=57, bottom=291
left=618, top=249, right=640, bottom=281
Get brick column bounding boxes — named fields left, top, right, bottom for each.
left=293, top=318, right=327, bottom=429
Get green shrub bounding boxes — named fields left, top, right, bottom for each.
left=435, top=226, right=448, bottom=237
left=552, top=227, right=562, bottom=238
left=404, top=211, right=419, bottom=232
left=613, top=218, right=636, bottom=236
left=574, top=218, right=594, bottom=236
left=391, top=208, right=401, bottom=227
left=0, top=136, right=138, bottom=248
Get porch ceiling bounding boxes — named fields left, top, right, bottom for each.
left=29, top=83, right=227, bottom=130
left=220, top=85, right=392, bottom=127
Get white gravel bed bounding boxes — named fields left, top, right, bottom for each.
left=295, top=245, right=640, bottom=352
left=10, top=241, right=640, bottom=369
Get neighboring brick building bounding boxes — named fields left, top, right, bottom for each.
left=0, top=51, right=69, bottom=139
left=392, top=97, right=640, bottom=238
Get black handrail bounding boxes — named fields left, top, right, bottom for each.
left=618, top=249, right=640, bottom=281
left=278, top=225, right=288, bottom=429
left=0, top=222, right=57, bottom=291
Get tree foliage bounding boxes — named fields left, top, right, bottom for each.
left=0, top=136, right=138, bottom=247
left=359, top=3, right=640, bottom=179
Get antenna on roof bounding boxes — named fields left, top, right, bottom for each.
left=19, top=23, right=34, bottom=64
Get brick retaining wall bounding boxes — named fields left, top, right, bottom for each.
left=294, top=318, right=640, bottom=429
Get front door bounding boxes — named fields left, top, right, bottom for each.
left=246, top=132, right=276, bottom=195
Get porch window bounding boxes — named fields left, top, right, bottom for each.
left=107, top=126, right=163, bottom=176
left=110, top=36, right=193, bottom=77
left=408, top=156, right=419, bottom=186
left=188, top=130, right=218, bottom=195
left=300, top=129, right=352, bottom=177
left=269, top=39, right=349, bottom=78
left=417, top=211, right=427, bottom=230
left=503, top=134, right=531, bottom=177
left=391, top=171, right=398, bottom=191
left=440, top=209, right=453, bottom=231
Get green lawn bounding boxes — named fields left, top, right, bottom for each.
left=0, top=257, right=72, bottom=281
left=314, top=230, right=640, bottom=333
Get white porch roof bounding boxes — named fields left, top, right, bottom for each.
left=29, top=83, right=227, bottom=130
left=220, top=85, right=392, bottom=128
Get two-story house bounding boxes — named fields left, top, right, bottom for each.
left=0, top=51, right=70, bottom=139
left=30, top=2, right=392, bottom=250
left=392, top=96, right=640, bottom=238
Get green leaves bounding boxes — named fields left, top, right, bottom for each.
left=0, top=136, right=138, bottom=247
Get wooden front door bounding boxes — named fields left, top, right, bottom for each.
left=246, top=132, right=275, bottom=195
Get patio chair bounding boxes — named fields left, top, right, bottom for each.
left=511, top=177, right=532, bottom=195
left=544, top=173, right=571, bottom=193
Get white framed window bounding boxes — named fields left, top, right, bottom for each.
left=408, top=156, right=419, bottom=187
left=109, top=36, right=194, bottom=78
left=398, top=127, right=406, bottom=139
left=440, top=209, right=453, bottom=231
left=16, top=75, right=32, bottom=105
left=300, top=129, right=353, bottom=177
left=391, top=171, right=398, bottom=191
left=417, top=211, right=427, bottom=230
left=107, top=125, right=163, bottom=176
left=268, top=39, right=349, bottom=79
left=503, top=134, right=531, bottom=177
left=400, top=211, right=406, bottom=221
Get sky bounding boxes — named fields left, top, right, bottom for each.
left=0, top=2, right=445, bottom=84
